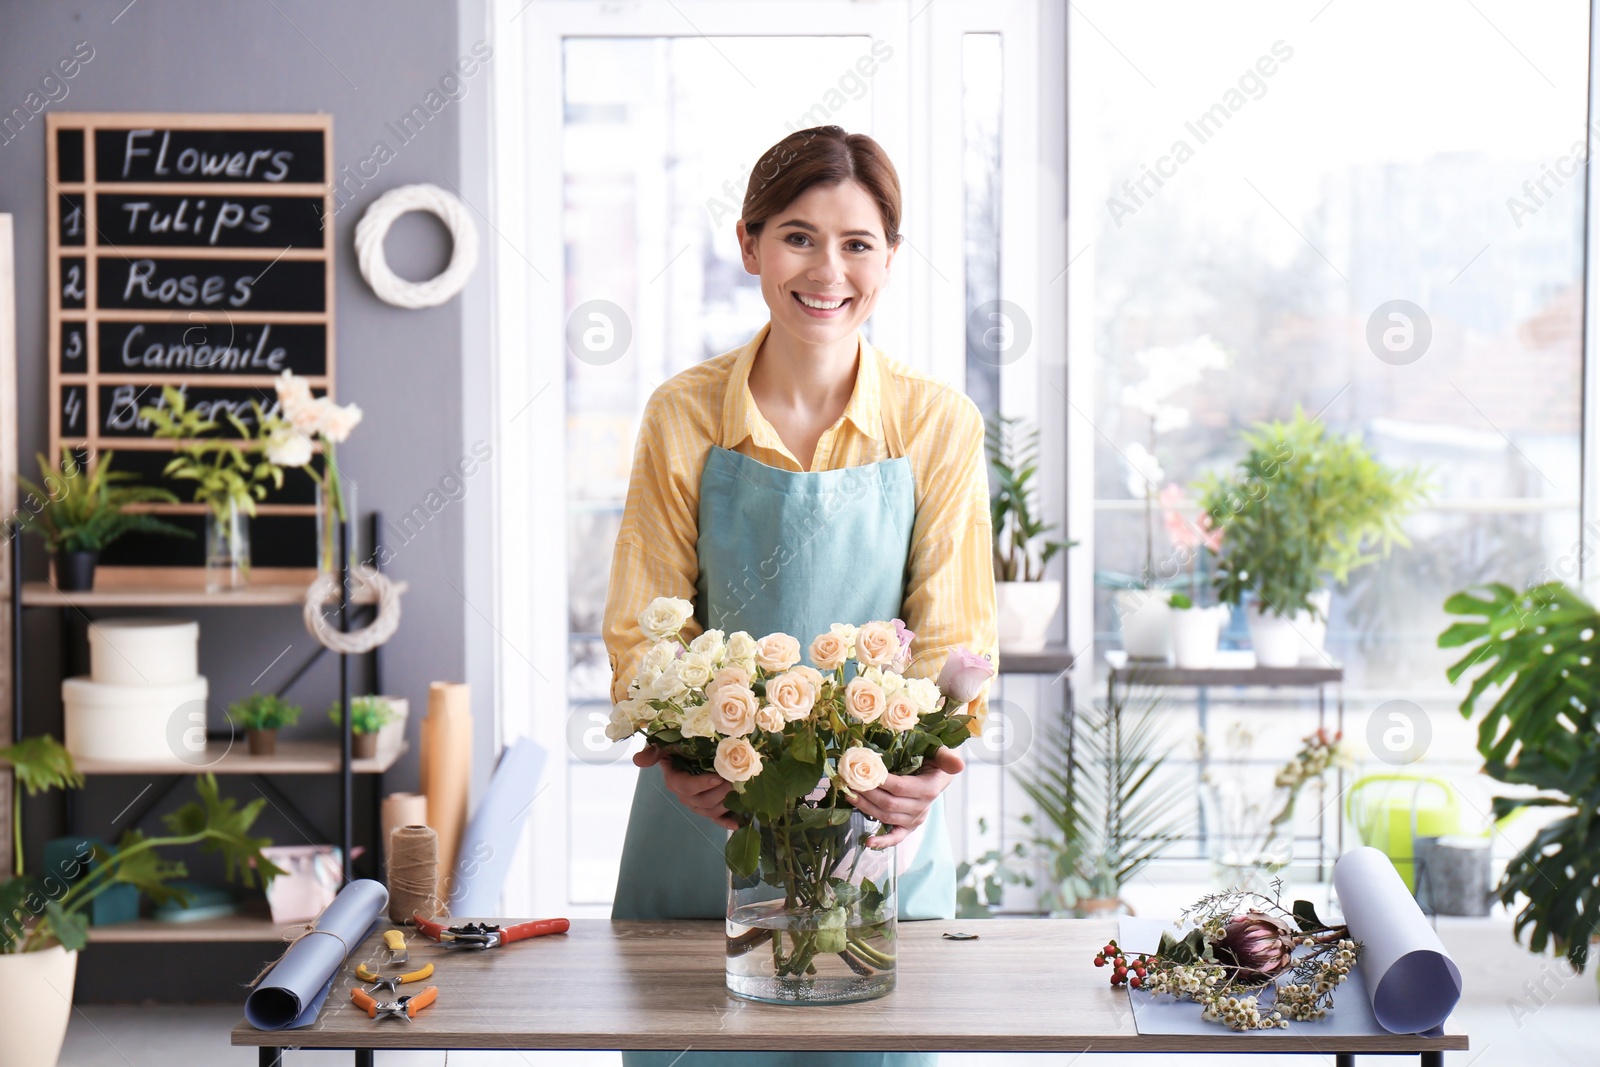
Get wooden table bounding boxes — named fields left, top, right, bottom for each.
left=231, top=919, right=1467, bottom=1064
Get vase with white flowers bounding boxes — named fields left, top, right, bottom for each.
left=1105, top=337, right=1227, bottom=661
left=269, top=371, right=363, bottom=575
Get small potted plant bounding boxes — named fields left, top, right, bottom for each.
left=226, top=693, right=302, bottom=756
left=16, top=449, right=189, bottom=591
left=0, top=772, right=282, bottom=1067
left=986, top=414, right=1074, bottom=651
left=1160, top=484, right=1230, bottom=668
left=329, top=696, right=396, bottom=759
left=1196, top=407, right=1429, bottom=667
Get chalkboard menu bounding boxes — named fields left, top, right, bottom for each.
left=45, top=113, right=334, bottom=574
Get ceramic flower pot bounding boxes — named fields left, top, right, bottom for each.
left=1113, top=588, right=1171, bottom=661
left=1170, top=604, right=1231, bottom=669
left=247, top=728, right=277, bottom=756
left=55, top=550, right=98, bottom=592
left=0, top=945, right=78, bottom=1067
left=352, top=731, right=378, bottom=759
left=995, top=580, right=1062, bottom=652
left=1247, top=605, right=1303, bottom=667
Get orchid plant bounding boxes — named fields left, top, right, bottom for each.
left=268, top=370, right=363, bottom=571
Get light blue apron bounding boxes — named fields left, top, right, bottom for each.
left=613, top=348, right=952, bottom=1065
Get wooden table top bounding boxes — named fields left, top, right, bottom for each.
left=230, top=919, right=1469, bottom=1053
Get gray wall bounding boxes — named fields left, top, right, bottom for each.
left=0, top=0, right=495, bottom=995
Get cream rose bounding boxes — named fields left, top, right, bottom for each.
left=639, top=639, right=678, bottom=681
left=881, top=694, right=919, bottom=733
left=319, top=399, right=364, bottom=444
left=829, top=622, right=860, bottom=649
left=680, top=703, right=717, bottom=739
left=616, top=697, right=652, bottom=728
left=638, top=596, right=695, bottom=640
left=714, top=736, right=763, bottom=783
left=706, top=665, right=751, bottom=697
left=766, top=671, right=817, bottom=721
left=725, top=631, right=758, bottom=669
left=855, top=621, right=899, bottom=668
left=838, top=746, right=888, bottom=792
left=809, top=631, right=849, bottom=671
left=673, top=651, right=715, bottom=690
left=688, top=629, right=727, bottom=661
left=793, top=665, right=826, bottom=694
left=755, top=703, right=785, bottom=732
left=647, top=670, right=689, bottom=704
left=264, top=427, right=313, bottom=468
left=754, top=633, right=802, bottom=673
left=844, top=677, right=886, bottom=724
left=604, top=704, right=636, bottom=741
left=905, top=677, right=942, bottom=715
left=710, top=684, right=758, bottom=737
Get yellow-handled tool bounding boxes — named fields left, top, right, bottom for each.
left=383, top=929, right=408, bottom=964
left=355, top=961, right=434, bottom=993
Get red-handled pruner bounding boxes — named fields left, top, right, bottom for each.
left=412, top=913, right=570, bottom=949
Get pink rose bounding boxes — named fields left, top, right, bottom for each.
left=707, top=665, right=751, bottom=697
left=754, top=703, right=785, bottom=732
left=766, top=671, right=817, bottom=721
left=844, top=676, right=885, bottom=724
left=935, top=647, right=996, bottom=704
left=809, top=631, right=849, bottom=671
left=838, top=746, right=888, bottom=792
left=890, top=618, right=915, bottom=672
left=711, top=685, right=758, bottom=737
left=881, top=694, right=918, bottom=733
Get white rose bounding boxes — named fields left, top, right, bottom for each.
left=604, top=704, right=636, bottom=741
left=711, top=685, right=759, bottom=737
left=688, top=629, right=727, bottom=661
left=264, top=427, right=313, bottom=468
left=275, top=369, right=313, bottom=411
left=616, top=697, right=653, bottom=728
left=674, top=651, right=715, bottom=690
left=838, top=746, right=888, bottom=792
left=881, top=694, right=918, bottom=733
left=905, top=677, right=942, bottom=715
left=639, top=597, right=695, bottom=640
left=725, top=631, right=758, bottom=669
left=318, top=399, right=364, bottom=444
left=639, top=639, right=678, bottom=684
left=828, top=622, right=860, bottom=657
left=714, top=736, right=763, bottom=783
left=879, top=670, right=907, bottom=696
left=647, top=670, right=689, bottom=704
left=680, top=703, right=716, bottom=739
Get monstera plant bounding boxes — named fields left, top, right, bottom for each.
left=1439, top=580, right=1600, bottom=972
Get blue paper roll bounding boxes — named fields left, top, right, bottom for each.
left=447, top=737, right=547, bottom=916
left=244, top=878, right=388, bottom=1030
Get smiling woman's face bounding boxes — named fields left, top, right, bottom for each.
left=739, top=180, right=898, bottom=348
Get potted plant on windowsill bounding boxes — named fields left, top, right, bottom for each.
left=16, top=450, right=189, bottom=591
left=225, top=693, right=302, bottom=757
left=1012, top=685, right=1190, bottom=917
left=329, top=696, right=397, bottom=760
left=1195, top=407, right=1429, bottom=667
left=986, top=414, right=1074, bottom=652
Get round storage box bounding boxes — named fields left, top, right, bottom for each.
left=87, top=618, right=200, bottom=685
left=63, top=676, right=209, bottom=763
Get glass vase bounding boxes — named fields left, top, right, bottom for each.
left=726, top=807, right=897, bottom=1004
left=205, top=500, right=251, bottom=592
left=1202, top=776, right=1298, bottom=894
left=315, top=479, right=357, bottom=575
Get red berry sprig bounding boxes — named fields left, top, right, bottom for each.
left=1091, top=939, right=1150, bottom=989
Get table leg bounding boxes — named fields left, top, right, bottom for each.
left=354, top=1050, right=374, bottom=1067
left=1420, top=1053, right=1443, bottom=1067
left=1334, top=1055, right=1355, bottom=1067
left=259, top=1049, right=282, bottom=1067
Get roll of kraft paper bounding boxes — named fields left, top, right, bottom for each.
left=244, top=878, right=388, bottom=1030
left=1333, top=846, right=1464, bottom=1033
left=421, top=681, right=472, bottom=902
left=381, top=791, right=428, bottom=849
left=449, top=736, right=547, bottom=915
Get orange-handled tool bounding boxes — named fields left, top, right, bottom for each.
left=351, top=984, right=437, bottom=1021
left=412, top=914, right=569, bottom=949
left=354, top=961, right=434, bottom=992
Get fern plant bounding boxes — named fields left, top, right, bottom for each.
left=985, top=414, right=1074, bottom=581
left=1012, top=684, right=1190, bottom=912
left=1439, top=580, right=1600, bottom=972
left=16, top=449, right=188, bottom=553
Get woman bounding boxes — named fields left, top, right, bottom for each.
left=602, top=126, right=998, bottom=1065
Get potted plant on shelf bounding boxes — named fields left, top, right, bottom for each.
left=1012, top=685, right=1190, bottom=916
left=329, top=696, right=396, bottom=759
left=1195, top=407, right=1429, bottom=667
left=0, top=759, right=282, bottom=1067
left=140, top=386, right=287, bottom=592
left=1102, top=336, right=1228, bottom=661
left=1440, top=580, right=1600, bottom=977
left=16, top=449, right=189, bottom=591
left=1161, top=484, right=1229, bottom=668
left=226, top=693, right=302, bottom=756
left=986, top=414, right=1073, bottom=652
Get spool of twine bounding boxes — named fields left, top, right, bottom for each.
left=387, top=824, right=441, bottom=923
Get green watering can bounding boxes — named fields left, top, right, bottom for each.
left=1344, top=774, right=1462, bottom=892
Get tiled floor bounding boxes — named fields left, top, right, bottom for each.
left=57, top=914, right=1594, bottom=1066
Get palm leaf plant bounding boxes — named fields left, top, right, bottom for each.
left=16, top=449, right=188, bottom=553
left=985, top=414, right=1074, bottom=582
left=0, top=736, right=83, bottom=878
left=1439, top=580, right=1600, bottom=972
left=1012, top=684, right=1191, bottom=912
left=1, top=774, right=284, bottom=953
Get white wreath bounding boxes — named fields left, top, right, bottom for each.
left=355, top=184, right=479, bottom=308
left=303, top=571, right=403, bottom=655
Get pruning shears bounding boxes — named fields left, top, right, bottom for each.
left=354, top=961, right=434, bottom=993
left=412, top=913, right=570, bottom=949
left=350, top=984, right=438, bottom=1022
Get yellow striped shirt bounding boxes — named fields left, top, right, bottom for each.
left=603, top=321, right=999, bottom=724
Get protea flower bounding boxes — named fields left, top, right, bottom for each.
left=1212, top=911, right=1298, bottom=983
